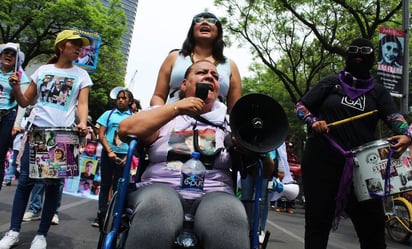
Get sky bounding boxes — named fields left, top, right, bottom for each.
left=124, top=0, right=253, bottom=108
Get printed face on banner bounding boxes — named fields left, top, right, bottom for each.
left=29, top=128, right=80, bottom=179
left=80, top=159, right=97, bottom=180
left=72, top=31, right=101, bottom=73
left=376, top=27, right=405, bottom=95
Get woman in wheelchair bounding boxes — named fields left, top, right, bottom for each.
left=119, top=60, right=261, bottom=249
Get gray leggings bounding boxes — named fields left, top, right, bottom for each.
left=124, top=183, right=250, bottom=249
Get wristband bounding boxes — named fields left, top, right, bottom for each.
left=173, top=105, right=179, bottom=115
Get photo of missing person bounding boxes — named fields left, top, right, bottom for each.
left=80, top=159, right=97, bottom=180
left=72, top=31, right=101, bottom=72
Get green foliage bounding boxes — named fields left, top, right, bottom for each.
left=0, top=0, right=127, bottom=120
left=215, top=0, right=403, bottom=154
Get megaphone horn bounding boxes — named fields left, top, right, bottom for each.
left=271, top=180, right=300, bottom=201
left=230, top=93, right=289, bottom=154
left=109, top=86, right=124, bottom=100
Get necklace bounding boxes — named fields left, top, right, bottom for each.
left=190, top=53, right=219, bottom=66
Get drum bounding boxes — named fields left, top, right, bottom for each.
left=29, top=127, right=80, bottom=179
left=352, top=139, right=412, bottom=201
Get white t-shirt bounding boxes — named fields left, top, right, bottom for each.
left=29, top=64, right=93, bottom=127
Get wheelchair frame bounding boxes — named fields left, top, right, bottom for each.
left=97, top=137, right=270, bottom=249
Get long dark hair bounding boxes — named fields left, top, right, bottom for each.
left=180, top=12, right=226, bottom=63
left=117, top=89, right=134, bottom=107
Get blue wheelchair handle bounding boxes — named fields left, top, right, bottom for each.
left=252, top=158, right=263, bottom=249
left=102, top=137, right=139, bottom=249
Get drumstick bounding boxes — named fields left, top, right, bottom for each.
left=327, top=110, right=378, bottom=127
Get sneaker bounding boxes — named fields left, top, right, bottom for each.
left=274, top=207, right=282, bottom=212
left=30, top=235, right=46, bottom=249
left=91, top=217, right=99, bottom=228
left=0, top=230, right=19, bottom=249
left=23, top=211, right=41, bottom=222
left=2, top=180, right=11, bottom=186
left=258, top=230, right=265, bottom=244
left=51, top=214, right=59, bottom=225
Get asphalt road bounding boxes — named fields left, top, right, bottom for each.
left=1, top=183, right=412, bottom=249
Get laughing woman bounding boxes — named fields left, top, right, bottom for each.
left=0, top=42, right=30, bottom=189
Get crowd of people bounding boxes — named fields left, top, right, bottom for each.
left=1, top=11, right=412, bottom=249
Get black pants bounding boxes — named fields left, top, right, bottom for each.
left=302, top=135, right=386, bottom=249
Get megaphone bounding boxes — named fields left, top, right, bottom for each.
left=270, top=180, right=300, bottom=201
left=230, top=93, right=288, bottom=154
left=109, top=86, right=124, bottom=99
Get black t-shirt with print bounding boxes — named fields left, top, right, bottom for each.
left=301, top=74, right=398, bottom=150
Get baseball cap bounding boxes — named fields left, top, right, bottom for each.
left=0, top=42, right=26, bottom=67
left=54, top=30, right=90, bottom=47
left=0, top=42, right=18, bottom=53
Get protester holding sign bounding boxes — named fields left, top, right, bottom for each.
left=0, top=30, right=92, bottom=249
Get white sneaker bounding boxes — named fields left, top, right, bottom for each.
left=258, top=230, right=266, bottom=244
left=30, top=235, right=47, bottom=249
left=23, top=211, right=41, bottom=222
left=0, top=230, right=19, bottom=249
left=51, top=214, right=59, bottom=225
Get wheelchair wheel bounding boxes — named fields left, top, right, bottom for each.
left=386, top=198, right=412, bottom=244
left=97, top=192, right=130, bottom=249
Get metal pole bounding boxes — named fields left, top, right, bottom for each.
left=401, top=0, right=410, bottom=114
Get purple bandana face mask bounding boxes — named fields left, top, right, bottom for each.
left=338, top=69, right=375, bottom=100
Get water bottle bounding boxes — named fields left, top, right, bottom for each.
left=181, top=152, right=206, bottom=191
left=175, top=214, right=197, bottom=248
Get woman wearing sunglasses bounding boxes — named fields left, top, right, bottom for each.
left=295, top=38, right=411, bottom=249
left=150, top=11, right=242, bottom=114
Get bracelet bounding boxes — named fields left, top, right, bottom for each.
left=173, top=105, right=179, bottom=115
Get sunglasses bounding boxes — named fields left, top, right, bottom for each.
left=193, top=17, right=218, bottom=24
left=347, top=46, right=374, bottom=54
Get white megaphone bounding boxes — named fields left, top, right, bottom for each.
left=270, top=179, right=300, bottom=201
left=109, top=86, right=124, bottom=99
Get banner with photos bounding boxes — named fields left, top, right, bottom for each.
left=29, top=127, right=80, bottom=179
left=71, top=28, right=101, bottom=73
left=62, top=140, right=139, bottom=200
left=376, top=27, right=405, bottom=96
left=63, top=140, right=101, bottom=200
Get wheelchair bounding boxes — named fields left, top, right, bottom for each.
left=97, top=93, right=288, bottom=249
left=96, top=137, right=271, bottom=249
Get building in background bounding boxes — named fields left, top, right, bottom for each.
left=100, top=0, right=139, bottom=66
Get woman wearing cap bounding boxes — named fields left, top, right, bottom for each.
left=0, top=42, right=30, bottom=189
left=150, top=11, right=242, bottom=114
left=0, top=30, right=93, bottom=249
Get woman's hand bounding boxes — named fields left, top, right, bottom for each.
left=174, top=97, right=204, bottom=116
left=76, top=123, right=88, bottom=137
left=11, top=126, right=24, bottom=137
left=8, top=72, right=20, bottom=87
left=387, top=135, right=411, bottom=158
left=311, top=120, right=329, bottom=133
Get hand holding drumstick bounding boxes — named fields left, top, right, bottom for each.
left=311, top=110, right=378, bottom=134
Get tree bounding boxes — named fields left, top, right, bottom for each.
left=0, top=0, right=128, bottom=119
left=215, top=0, right=403, bottom=153
left=215, top=0, right=402, bottom=101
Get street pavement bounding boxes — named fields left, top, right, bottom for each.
left=1, top=182, right=412, bottom=248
